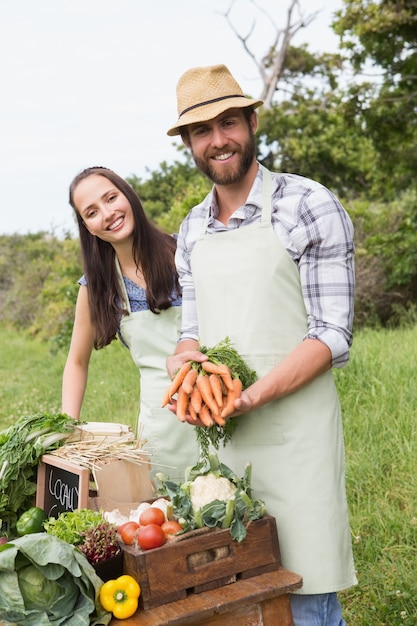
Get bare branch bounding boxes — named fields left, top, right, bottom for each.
left=220, top=0, right=321, bottom=108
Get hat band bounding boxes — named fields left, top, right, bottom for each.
left=179, top=94, right=244, bottom=118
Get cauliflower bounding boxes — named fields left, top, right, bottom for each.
left=156, top=453, right=266, bottom=541
left=189, top=474, right=237, bottom=510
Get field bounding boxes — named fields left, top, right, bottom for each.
left=0, top=325, right=416, bottom=625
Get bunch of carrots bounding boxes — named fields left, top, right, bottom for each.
left=161, top=338, right=257, bottom=454
left=161, top=360, right=242, bottom=427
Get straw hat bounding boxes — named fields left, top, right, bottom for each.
left=167, top=64, right=263, bottom=136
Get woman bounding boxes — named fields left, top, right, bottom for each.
left=62, top=166, right=200, bottom=482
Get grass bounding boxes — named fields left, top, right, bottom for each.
left=335, top=327, right=417, bottom=625
left=0, top=325, right=139, bottom=431
left=0, top=324, right=416, bottom=624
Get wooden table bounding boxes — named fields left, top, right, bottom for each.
left=110, top=568, right=302, bottom=626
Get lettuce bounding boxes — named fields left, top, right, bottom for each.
left=0, top=533, right=111, bottom=625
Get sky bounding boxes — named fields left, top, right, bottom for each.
left=0, top=0, right=343, bottom=237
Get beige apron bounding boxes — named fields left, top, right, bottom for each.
left=190, top=166, right=357, bottom=594
left=116, top=261, right=199, bottom=483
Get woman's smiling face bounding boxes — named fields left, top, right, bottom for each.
left=73, top=173, right=135, bottom=243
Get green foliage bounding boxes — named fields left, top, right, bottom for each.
left=127, top=157, right=211, bottom=233
left=0, top=233, right=82, bottom=349
left=259, top=92, right=376, bottom=198
left=333, top=0, right=417, bottom=198
left=365, top=189, right=417, bottom=289
left=344, top=191, right=417, bottom=327
left=156, top=175, right=212, bottom=234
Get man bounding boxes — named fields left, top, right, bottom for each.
left=166, top=64, right=357, bottom=626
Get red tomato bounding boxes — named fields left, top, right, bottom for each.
left=139, top=506, right=165, bottom=527
left=137, top=523, right=166, bottom=550
left=161, top=520, right=183, bottom=538
left=117, top=521, right=135, bottom=534
left=119, top=521, right=139, bottom=545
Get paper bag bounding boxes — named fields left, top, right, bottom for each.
left=93, top=457, right=154, bottom=503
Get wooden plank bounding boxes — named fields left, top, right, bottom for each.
left=110, top=569, right=302, bottom=626
left=261, top=594, right=295, bottom=626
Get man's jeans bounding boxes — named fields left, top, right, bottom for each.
left=290, top=593, right=346, bottom=626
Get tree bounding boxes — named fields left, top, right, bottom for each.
left=127, top=157, right=211, bottom=233
left=218, top=0, right=380, bottom=198
left=333, top=0, right=417, bottom=197
left=220, top=0, right=319, bottom=107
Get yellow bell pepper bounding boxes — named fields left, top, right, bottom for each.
left=99, top=574, right=141, bottom=619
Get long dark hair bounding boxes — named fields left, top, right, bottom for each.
left=69, top=166, right=180, bottom=349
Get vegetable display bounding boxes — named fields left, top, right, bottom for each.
left=0, top=412, right=79, bottom=532
left=44, top=508, right=120, bottom=565
left=162, top=338, right=257, bottom=457
left=0, top=532, right=112, bottom=625
left=99, top=574, right=140, bottom=620
left=156, top=453, right=266, bottom=542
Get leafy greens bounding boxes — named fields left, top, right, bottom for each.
left=0, top=412, right=80, bottom=532
left=0, top=532, right=111, bottom=625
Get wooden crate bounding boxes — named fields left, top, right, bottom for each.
left=122, top=515, right=282, bottom=610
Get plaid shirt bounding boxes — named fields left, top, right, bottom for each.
left=175, top=166, right=355, bottom=367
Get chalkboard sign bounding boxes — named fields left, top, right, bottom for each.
left=36, top=454, right=90, bottom=517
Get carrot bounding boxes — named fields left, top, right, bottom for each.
left=201, top=361, right=230, bottom=375
left=161, top=386, right=172, bottom=408
left=202, top=361, right=234, bottom=391
left=209, top=374, right=224, bottom=409
left=196, top=374, right=220, bottom=417
left=199, top=404, right=214, bottom=427
left=190, top=386, right=203, bottom=414
left=176, top=386, right=190, bottom=422
left=212, top=408, right=226, bottom=427
left=181, top=368, right=199, bottom=395
left=162, top=361, right=192, bottom=406
left=221, top=378, right=243, bottom=419
left=188, top=401, right=198, bottom=422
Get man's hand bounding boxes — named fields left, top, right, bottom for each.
left=166, top=339, right=207, bottom=379
left=165, top=340, right=208, bottom=422
left=166, top=350, right=208, bottom=380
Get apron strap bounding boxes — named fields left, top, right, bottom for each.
left=115, top=258, right=131, bottom=313
left=259, top=163, right=273, bottom=224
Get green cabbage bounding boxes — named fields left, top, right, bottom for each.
left=18, top=564, right=78, bottom=613
left=0, top=533, right=111, bottom=625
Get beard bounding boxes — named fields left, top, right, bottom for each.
left=191, top=130, right=257, bottom=185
